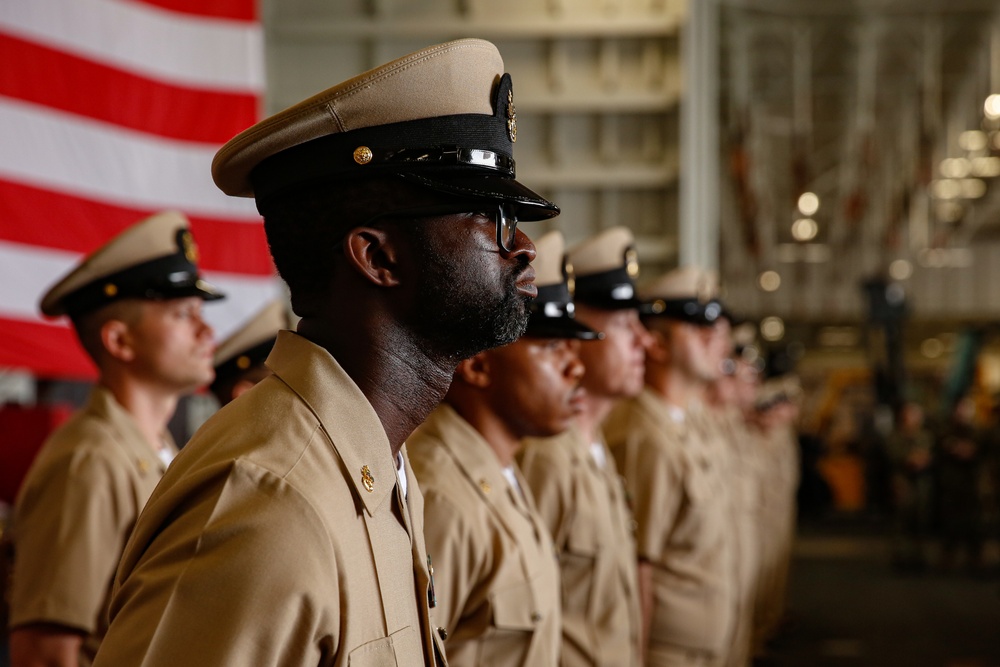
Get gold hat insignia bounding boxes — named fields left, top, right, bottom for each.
left=624, top=247, right=639, bottom=278
left=361, top=465, right=374, bottom=493
left=506, top=89, right=517, bottom=143
left=563, top=258, right=576, bottom=296
left=180, top=230, right=199, bottom=263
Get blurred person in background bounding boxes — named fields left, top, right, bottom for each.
left=8, top=211, right=222, bottom=667
left=705, top=322, right=764, bottom=667
left=886, top=400, right=935, bottom=572
left=936, top=395, right=985, bottom=573
left=208, top=299, right=288, bottom=407
left=748, top=376, right=801, bottom=660
left=605, top=266, right=739, bottom=667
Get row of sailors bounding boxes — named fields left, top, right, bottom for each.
left=6, top=214, right=799, bottom=667
left=3, top=38, right=799, bottom=667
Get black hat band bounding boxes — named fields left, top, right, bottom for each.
left=645, top=298, right=724, bottom=326
left=251, top=74, right=518, bottom=208
left=213, top=336, right=277, bottom=385
left=574, top=266, right=641, bottom=310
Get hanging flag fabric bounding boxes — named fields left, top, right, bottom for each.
left=0, top=0, right=279, bottom=379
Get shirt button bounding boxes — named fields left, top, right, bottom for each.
left=531, top=612, right=542, bottom=623
left=437, top=627, right=448, bottom=641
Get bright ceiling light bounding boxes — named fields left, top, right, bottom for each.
left=797, top=192, right=820, bottom=216
left=921, top=338, right=944, bottom=359
left=940, top=157, right=971, bottom=178
left=889, top=259, right=912, bottom=281
left=960, top=178, right=987, bottom=198
left=760, top=316, right=785, bottom=341
left=931, top=179, right=961, bottom=199
left=970, top=156, right=1000, bottom=178
left=791, top=217, right=818, bottom=241
left=758, top=270, right=781, bottom=292
left=959, top=130, right=988, bottom=152
left=986, top=94, right=1000, bottom=120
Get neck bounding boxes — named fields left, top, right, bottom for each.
left=446, top=397, right=521, bottom=467
left=298, top=316, right=454, bottom=459
left=575, top=393, right=616, bottom=444
left=646, top=363, right=704, bottom=411
left=98, top=374, right=179, bottom=452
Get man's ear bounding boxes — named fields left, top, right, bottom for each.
left=454, top=353, right=492, bottom=389
left=342, top=227, right=402, bottom=287
left=644, top=327, right=671, bottom=364
left=100, top=319, right=135, bottom=363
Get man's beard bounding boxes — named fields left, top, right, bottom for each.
left=407, top=227, right=532, bottom=362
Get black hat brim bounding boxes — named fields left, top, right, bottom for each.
left=525, top=315, right=603, bottom=341
left=399, top=172, right=559, bottom=222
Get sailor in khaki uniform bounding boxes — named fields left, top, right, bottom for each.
left=94, top=39, right=560, bottom=667
left=209, top=299, right=289, bottom=407
left=9, top=211, right=223, bottom=667
left=519, top=227, right=645, bottom=667
left=749, top=377, right=801, bottom=657
left=705, top=323, right=764, bottom=667
left=409, top=232, right=593, bottom=667
left=605, top=267, right=739, bottom=667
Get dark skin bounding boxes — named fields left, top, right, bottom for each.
left=296, top=212, right=536, bottom=458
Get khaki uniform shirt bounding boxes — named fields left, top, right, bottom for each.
left=699, top=408, right=759, bottom=667
left=93, top=332, right=445, bottom=667
left=10, top=385, right=175, bottom=667
left=604, top=389, right=737, bottom=663
left=518, top=428, right=641, bottom=667
left=409, top=404, right=561, bottom=667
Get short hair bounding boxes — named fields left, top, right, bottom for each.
left=259, top=176, right=442, bottom=317
left=71, top=299, right=145, bottom=365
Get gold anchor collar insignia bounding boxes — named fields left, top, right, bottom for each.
left=361, top=465, right=374, bottom=493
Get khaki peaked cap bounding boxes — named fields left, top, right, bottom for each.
left=525, top=231, right=600, bottom=340
left=640, top=266, right=726, bottom=326
left=565, top=226, right=642, bottom=310
left=39, top=211, right=223, bottom=318
left=212, top=38, right=558, bottom=221
left=213, top=300, right=290, bottom=382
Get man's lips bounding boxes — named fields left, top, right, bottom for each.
left=516, top=266, right=537, bottom=297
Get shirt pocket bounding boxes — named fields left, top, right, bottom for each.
left=349, top=625, right=421, bottom=667
left=490, top=578, right=538, bottom=631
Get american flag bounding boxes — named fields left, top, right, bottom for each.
left=0, top=0, right=280, bottom=379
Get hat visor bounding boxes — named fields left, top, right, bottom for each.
left=525, top=315, right=603, bottom=341
left=398, top=172, right=559, bottom=222
left=148, top=279, right=226, bottom=302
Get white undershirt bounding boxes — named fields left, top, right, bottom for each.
left=502, top=465, right=522, bottom=497
left=590, top=441, right=608, bottom=468
left=667, top=404, right=686, bottom=424
left=396, top=451, right=407, bottom=499
left=156, top=446, right=176, bottom=468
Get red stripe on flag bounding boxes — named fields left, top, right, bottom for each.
left=0, top=33, right=257, bottom=144
left=130, top=0, right=258, bottom=21
left=0, top=180, right=273, bottom=276
left=0, top=318, right=96, bottom=380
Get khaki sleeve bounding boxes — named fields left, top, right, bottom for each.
left=620, top=429, right=683, bottom=563
left=95, top=462, right=336, bottom=667
left=11, top=447, right=131, bottom=633
left=518, top=445, right=572, bottom=551
left=420, top=490, right=488, bottom=635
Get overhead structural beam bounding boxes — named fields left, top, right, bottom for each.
left=679, top=0, right=720, bottom=271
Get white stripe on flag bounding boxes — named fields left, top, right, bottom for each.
left=0, top=0, right=263, bottom=91
left=0, top=98, right=258, bottom=220
left=0, top=240, right=282, bottom=341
